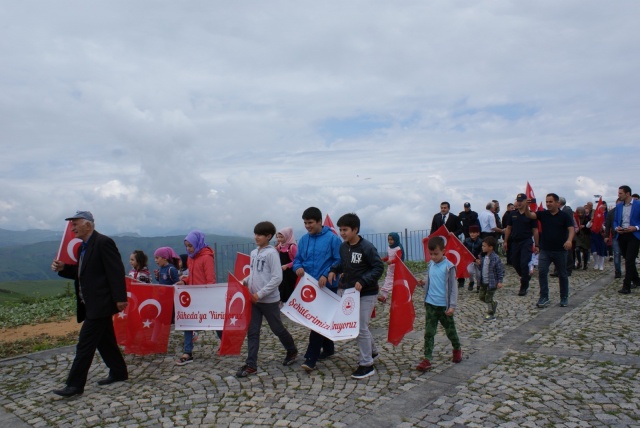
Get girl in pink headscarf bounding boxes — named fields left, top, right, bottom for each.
left=276, top=227, right=298, bottom=303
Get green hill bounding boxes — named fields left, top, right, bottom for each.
left=0, top=233, right=256, bottom=283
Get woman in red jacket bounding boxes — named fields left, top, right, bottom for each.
left=175, top=230, right=217, bottom=366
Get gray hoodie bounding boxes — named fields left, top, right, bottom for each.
left=247, top=245, right=283, bottom=304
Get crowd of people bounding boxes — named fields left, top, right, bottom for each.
left=48, top=185, right=640, bottom=397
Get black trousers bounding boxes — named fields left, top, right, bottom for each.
left=619, top=234, right=640, bottom=288
left=66, top=316, right=128, bottom=388
left=511, top=239, right=532, bottom=290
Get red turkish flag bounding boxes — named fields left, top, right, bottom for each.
left=590, top=196, right=605, bottom=233
left=388, top=259, right=417, bottom=346
left=423, top=224, right=449, bottom=262
left=323, top=214, right=339, bottom=236
left=234, top=252, right=251, bottom=280
left=526, top=181, right=538, bottom=212
left=445, top=232, right=475, bottom=279
left=219, top=273, right=253, bottom=356
left=55, top=222, right=82, bottom=265
left=113, top=277, right=174, bottom=355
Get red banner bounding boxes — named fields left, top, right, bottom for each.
left=423, top=224, right=449, bottom=262
left=113, top=278, right=174, bottom=355
left=218, top=273, right=253, bottom=355
left=234, top=252, right=251, bottom=280
left=56, top=222, right=82, bottom=266
left=590, top=196, right=605, bottom=233
left=323, top=214, right=339, bottom=236
left=388, top=259, right=417, bottom=346
left=445, top=232, right=475, bottom=279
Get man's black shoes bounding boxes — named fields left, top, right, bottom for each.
left=52, top=386, right=84, bottom=397
left=97, top=375, right=128, bottom=386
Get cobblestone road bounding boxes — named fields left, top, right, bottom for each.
left=1, top=264, right=639, bottom=427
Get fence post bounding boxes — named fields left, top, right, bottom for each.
left=214, top=241, right=219, bottom=283
left=404, top=228, right=409, bottom=261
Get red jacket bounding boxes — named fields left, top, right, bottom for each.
left=184, top=246, right=215, bottom=285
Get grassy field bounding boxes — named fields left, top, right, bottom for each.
left=0, top=280, right=72, bottom=304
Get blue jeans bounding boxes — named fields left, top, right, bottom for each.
left=612, top=238, right=622, bottom=274
left=538, top=250, right=569, bottom=300
left=183, top=330, right=194, bottom=354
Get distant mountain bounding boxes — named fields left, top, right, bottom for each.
left=0, top=229, right=256, bottom=283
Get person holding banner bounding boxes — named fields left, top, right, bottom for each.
left=329, top=213, right=384, bottom=379
left=50, top=211, right=129, bottom=397
left=236, top=221, right=298, bottom=377
left=293, top=207, right=342, bottom=372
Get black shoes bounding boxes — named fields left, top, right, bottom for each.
left=518, top=288, right=528, bottom=296
left=97, top=375, right=128, bottom=386
left=52, top=386, right=84, bottom=397
left=619, top=287, right=631, bottom=294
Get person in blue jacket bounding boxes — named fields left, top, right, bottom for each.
left=293, top=207, right=342, bottom=372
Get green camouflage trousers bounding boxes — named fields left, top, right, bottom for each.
left=423, top=303, right=461, bottom=360
left=479, top=283, right=497, bottom=314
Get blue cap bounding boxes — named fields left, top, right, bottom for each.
left=64, top=211, right=94, bottom=222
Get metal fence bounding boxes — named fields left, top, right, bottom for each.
left=213, top=228, right=430, bottom=283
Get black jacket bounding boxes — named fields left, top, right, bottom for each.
left=330, top=237, right=384, bottom=297
left=431, top=212, right=463, bottom=236
left=59, top=231, right=127, bottom=322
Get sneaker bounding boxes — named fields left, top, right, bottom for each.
left=457, top=279, right=465, bottom=288
left=491, top=301, right=498, bottom=315
left=468, top=282, right=474, bottom=291
left=536, top=298, right=550, bottom=308
left=175, top=354, right=193, bottom=366
left=618, top=287, right=631, bottom=295
left=518, top=288, right=528, bottom=296
left=351, top=365, right=375, bottom=379
left=377, top=295, right=387, bottom=303
left=235, top=365, right=257, bottom=377
left=301, top=360, right=316, bottom=372
left=372, top=351, right=379, bottom=360
left=484, top=314, right=496, bottom=321
left=416, top=359, right=432, bottom=372
left=560, top=297, right=568, bottom=307
left=615, top=272, right=622, bottom=279
left=318, top=350, right=334, bottom=361
left=283, top=349, right=298, bottom=366
left=452, top=349, right=462, bottom=363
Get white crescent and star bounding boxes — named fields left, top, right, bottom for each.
left=402, top=280, right=412, bottom=303
left=179, top=292, right=191, bottom=307
left=242, top=264, right=250, bottom=276
left=138, top=299, right=162, bottom=318
left=229, top=291, right=246, bottom=313
left=66, top=238, right=82, bottom=262
left=302, top=287, right=314, bottom=299
left=448, top=250, right=461, bottom=266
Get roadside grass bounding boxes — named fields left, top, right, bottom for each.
left=0, top=332, right=78, bottom=359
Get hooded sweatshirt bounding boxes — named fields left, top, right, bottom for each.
left=247, top=245, right=283, bottom=303
left=292, top=225, right=342, bottom=289
left=184, top=246, right=215, bottom=285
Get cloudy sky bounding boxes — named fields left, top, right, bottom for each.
left=2, top=1, right=638, bottom=237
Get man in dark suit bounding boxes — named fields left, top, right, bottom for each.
left=51, top=211, right=129, bottom=397
left=614, top=185, right=640, bottom=294
left=430, top=201, right=463, bottom=236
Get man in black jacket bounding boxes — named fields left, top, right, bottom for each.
left=459, top=202, right=479, bottom=239
left=431, top=201, right=463, bottom=236
left=51, top=211, right=129, bottom=397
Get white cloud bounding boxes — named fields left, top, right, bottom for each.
left=1, top=1, right=639, bottom=236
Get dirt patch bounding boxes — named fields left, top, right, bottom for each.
left=0, top=317, right=80, bottom=342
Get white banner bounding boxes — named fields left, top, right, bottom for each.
left=174, top=283, right=229, bottom=330
left=281, top=274, right=360, bottom=341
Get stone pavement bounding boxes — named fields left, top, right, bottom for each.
left=1, top=264, right=639, bottom=427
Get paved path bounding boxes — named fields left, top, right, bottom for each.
left=1, top=265, right=639, bottom=427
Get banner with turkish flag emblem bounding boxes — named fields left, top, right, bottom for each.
left=445, top=232, right=476, bottom=279
left=423, top=224, right=449, bottom=262
left=56, top=221, right=82, bottom=265
left=590, top=196, right=605, bottom=233
left=281, top=273, right=360, bottom=340
left=323, top=214, right=339, bottom=236
left=218, top=273, right=253, bottom=356
left=388, top=259, right=418, bottom=346
left=234, top=252, right=251, bottom=281
left=113, top=278, right=174, bottom=355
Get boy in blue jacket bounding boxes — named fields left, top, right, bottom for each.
left=293, top=207, right=342, bottom=372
